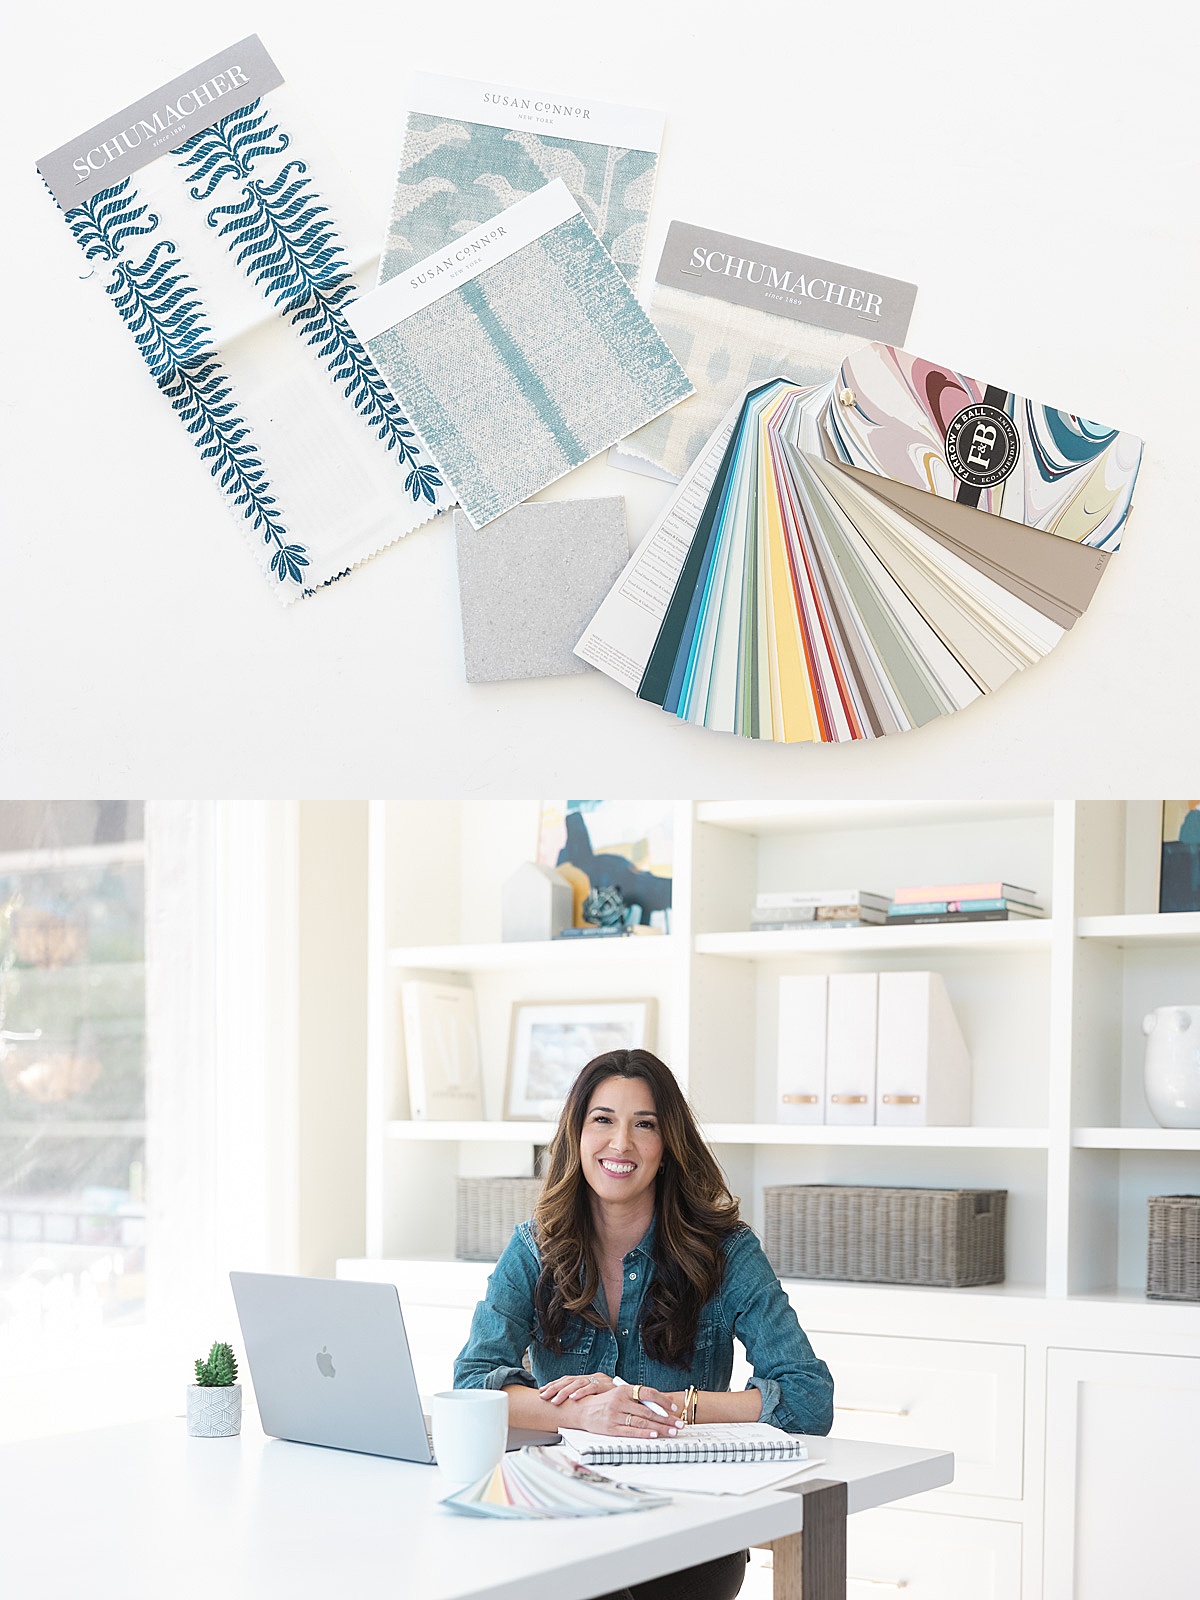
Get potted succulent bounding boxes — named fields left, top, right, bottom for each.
left=187, top=1341, right=242, bottom=1438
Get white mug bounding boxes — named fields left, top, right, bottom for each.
left=430, top=1389, right=508, bottom=1487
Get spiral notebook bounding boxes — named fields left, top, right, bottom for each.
left=559, top=1422, right=810, bottom=1465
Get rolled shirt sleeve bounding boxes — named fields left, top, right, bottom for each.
left=720, top=1228, right=834, bottom=1435
left=452, top=1225, right=540, bottom=1392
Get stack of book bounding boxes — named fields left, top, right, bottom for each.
left=886, top=882, right=1045, bottom=926
left=752, top=890, right=890, bottom=931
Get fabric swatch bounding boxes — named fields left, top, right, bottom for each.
left=623, top=285, right=865, bottom=479
left=380, top=73, right=663, bottom=289
left=579, top=351, right=1144, bottom=743
left=621, top=223, right=917, bottom=481
left=454, top=498, right=629, bottom=682
left=349, top=182, right=693, bottom=529
left=40, top=38, right=449, bottom=604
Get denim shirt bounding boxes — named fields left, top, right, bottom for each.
left=453, top=1219, right=834, bottom=1435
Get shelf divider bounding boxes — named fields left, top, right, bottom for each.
left=385, top=1119, right=1050, bottom=1149
left=1076, top=912, right=1200, bottom=945
left=388, top=936, right=675, bottom=971
left=1072, top=1127, right=1200, bottom=1152
left=695, top=922, right=1052, bottom=958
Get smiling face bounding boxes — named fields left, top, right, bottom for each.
left=578, top=1074, right=664, bottom=1209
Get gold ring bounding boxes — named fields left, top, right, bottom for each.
left=625, top=1413, right=633, bottom=1426
left=631, top=1385, right=641, bottom=1402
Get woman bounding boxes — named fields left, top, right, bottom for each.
left=454, top=1049, right=834, bottom=1600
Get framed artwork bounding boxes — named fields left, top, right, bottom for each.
left=535, top=802, right=673, bottom=932
left=1159, top=802, right=1200, bottom=914
left=505, top=998, right=657, bottom=1120
left=400, top=981, right=484, bottom=1120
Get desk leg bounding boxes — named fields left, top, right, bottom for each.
left=766, top=1479, right=847, bottom=1600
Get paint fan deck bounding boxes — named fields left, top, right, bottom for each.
left=578, top=346, right=1144, bottom=743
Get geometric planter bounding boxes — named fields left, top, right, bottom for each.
left=186, top=1383, right=242, bottom=1438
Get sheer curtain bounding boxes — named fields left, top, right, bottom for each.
left=0, top=800, right=299, bottom=1440
left=146, top=800, right=300, bottom=1355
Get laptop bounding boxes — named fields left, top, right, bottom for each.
left=229, top=1271, right=559, bottom=1461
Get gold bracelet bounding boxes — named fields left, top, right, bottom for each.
left=683, top=1385, right=699, bottom=1426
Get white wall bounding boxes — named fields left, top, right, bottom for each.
left=4, top=0, right=1197, bottom=797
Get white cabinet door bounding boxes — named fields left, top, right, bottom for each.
left=1044, top=1347, right=1200, bottom=1600
left=809, top=1330, right=1025, bottom=1498
left=742, top=1510, right=1022, bottom=1600
left=847, top=1508, right=1022, bottom=1600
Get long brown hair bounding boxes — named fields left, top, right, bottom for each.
left=533, top=1049, right=741, bottom=1368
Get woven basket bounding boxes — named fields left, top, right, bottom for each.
left=763, top=1184, right=1007, bottom=1288
left=456, top=1177, right=542, bottom=1262
left=1147, top=1195, right=1200, bottom=1301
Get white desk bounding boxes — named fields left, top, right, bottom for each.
left=1, top=1418, right=951, bottom=1600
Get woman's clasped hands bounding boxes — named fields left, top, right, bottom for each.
left=537, top=1372, right=682, bottom=1437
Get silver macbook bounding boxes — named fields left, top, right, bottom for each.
left=230, top=1271, right=558, bottom=1461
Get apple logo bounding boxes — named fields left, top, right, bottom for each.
left=316, top=1346, right=336, bottom=1378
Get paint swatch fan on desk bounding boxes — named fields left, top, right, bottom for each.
left=577, top=344, right=1144, bottom=742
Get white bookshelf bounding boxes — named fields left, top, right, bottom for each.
left=1077, top=911, right=1200, bottom=945
left=695, top=920, right=1053, bottom=957
left=358, top=798, right=1200, bottom=1600
left=365, top=798, right=1199, bottom=1295
left=382, top=1118, right=1051, bottom=1149
left=1073, top=1127, right=1200, bottom=1151
left=385, top=1119, right=557, bottom=1142
left=704, top=1124, right=1051, bottom=1149
left=386, top=936, right=675, bottom=972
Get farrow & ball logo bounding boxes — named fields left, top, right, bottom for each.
left=945, top=402, right=1020, bottom=488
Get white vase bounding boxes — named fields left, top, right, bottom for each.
left=1142, top=1006, right=1200, bottom=1129
left=187, top=1383, right=242, bottom=1438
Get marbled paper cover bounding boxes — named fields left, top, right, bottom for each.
left=823, top=344, right=1143, bottom=551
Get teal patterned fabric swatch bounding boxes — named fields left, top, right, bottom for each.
left=354, top=184, right=692, bottom=528
left=380, top=75, right=662, bottom=289
left=42, top=62, right=448, bottom=604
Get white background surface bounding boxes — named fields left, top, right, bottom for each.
left=2, top=1, right=1196, bottom=796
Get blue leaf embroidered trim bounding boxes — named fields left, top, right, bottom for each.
left=176, top=104, right=443, bottom=499
left=66, top=181, right=159, bottom=261
left=107, top=241, right=212, bottom=375
left=174, top=101, right=291, bottom=200
left=64, top=178, right=307, bottom=588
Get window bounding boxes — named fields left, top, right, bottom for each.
left=0, top=803, right=146, bottom=1349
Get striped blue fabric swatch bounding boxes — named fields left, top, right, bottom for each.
left=357, top=187, right=692, bottom=528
